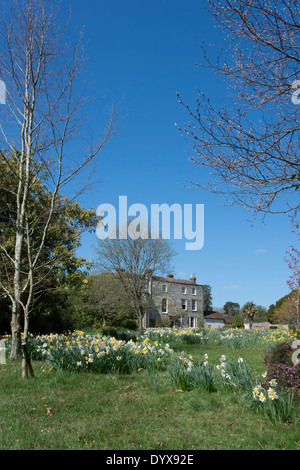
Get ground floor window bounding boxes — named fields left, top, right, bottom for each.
left=188, top=316, right=197, bottom=328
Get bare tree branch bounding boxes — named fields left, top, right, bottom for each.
left=0, top=0, right=117, bottom=376
left=177, top=0, right=300, bottom=220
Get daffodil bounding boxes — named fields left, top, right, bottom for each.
left=269, top=379, right=277, bottom=386
left=267, top=388, right=278, bottom=400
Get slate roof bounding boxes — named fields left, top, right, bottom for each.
left=152, top=275, right=199, bottom=286
left=204, top=311, right=234, bottom=324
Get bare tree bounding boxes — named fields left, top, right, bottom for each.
left=285, top=223, right=300, bottom=327
left=0, top=0, right=116, bottom=377
left=177, top=0, right=300, bottom=221
left=94, top=223, right=176, bottom=329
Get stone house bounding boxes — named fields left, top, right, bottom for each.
left=144, top=273, right=204, bottom=328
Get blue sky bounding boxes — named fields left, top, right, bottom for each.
left=64, top=0, right=298, bottom=310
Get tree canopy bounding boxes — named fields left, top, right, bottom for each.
left=223, top=301, right=240, bottom=317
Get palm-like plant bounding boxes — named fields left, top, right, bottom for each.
left=241, top=301, right=258, bottom=330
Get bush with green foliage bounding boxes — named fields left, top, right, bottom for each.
left=232, top=314, right=244, bottom=329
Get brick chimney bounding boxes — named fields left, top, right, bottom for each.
left=190, top=273, right=196, bottom=283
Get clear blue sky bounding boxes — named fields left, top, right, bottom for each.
left=63, top=0, right=298, bottom=310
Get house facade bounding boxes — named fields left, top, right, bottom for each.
left=204, top=311, right=233, bottom=329
left=145, top=273, right=204, bottom=328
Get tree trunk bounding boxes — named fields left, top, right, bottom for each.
left=10, top=301, right=22, bottom=360
left=138, top=309, right=146, bottom=329
left=21, top=342, right=34, bottom=379
left=21, top=307, right=34, bottom=379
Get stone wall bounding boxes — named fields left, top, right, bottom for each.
left=244, top=322, right=289, bottom=330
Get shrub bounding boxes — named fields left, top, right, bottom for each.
left=100, top=327, right=138, bottom=342
left=232, top=314, right=244, bottom=329
left=121, top=318, right=138, bottom=330
left=263, top=341, right=300, bottom=392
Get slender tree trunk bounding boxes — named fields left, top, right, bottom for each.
left=10, top=301, right=22, bottom=360
left=10, top=205, right=25, bottom=359
left=138, top=308, right=145, bottom=329
left=21, top=305, right=34, bottom=379
left=11, top=229, right=24, bottom=359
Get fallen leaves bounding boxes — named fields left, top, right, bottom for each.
left=45, top=405, right=53, bottom=417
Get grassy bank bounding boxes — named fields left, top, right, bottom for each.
left=0, top=339, right=299, bottom=450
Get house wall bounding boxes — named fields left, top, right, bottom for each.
left=147, top=278, right=204, bottom=328
left=204, top=318, right=225, bottom=329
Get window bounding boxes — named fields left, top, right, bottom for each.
left=182, top=286, right=186, bottom=294
left=162, top=298, right=168, bottom=314
left=189, top=317, right=197, bottom=328
left=162, top=284, right=167, bottom=292
left=191, top=287, right=196, bottom=295
left=192, top=300, right=197, bottom=311
left=181, top=299, right=187, bottom=310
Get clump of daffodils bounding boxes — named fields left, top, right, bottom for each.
left=178, top=352, right=194, bottom=371
left=37, top=332, right=176, bottom=374
left=252, top=379, right=279, bottom=403
left=252, top=384, right=266, bottom=402
left=250, top=377, right=294, bottom=423
left=216, top=354, right=231, bottom=381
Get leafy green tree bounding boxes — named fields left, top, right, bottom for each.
left=203, top=285, right=213, bottom=312
left=223, top=301, right=240, bottom=317
left=253, top=305, right=267, bottom=323
left=267, top=291, right=299, bottom=326
left=267, top=293, right=291, bottom=324
left=0, top=156, right=98, bottom=342
left=232, top=313, right=244, bottom=329
left=84, top=273, right=136, bottom=328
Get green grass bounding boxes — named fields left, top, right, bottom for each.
left=0, top=342, right=299, bottom=450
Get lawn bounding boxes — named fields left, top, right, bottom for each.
left=0, top=329, right=299, bottom=450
